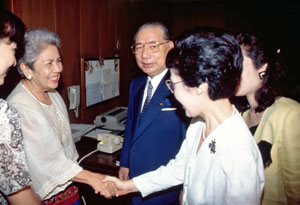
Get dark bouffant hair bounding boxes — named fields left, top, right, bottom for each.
left=166, top=27, right=243, bottom=101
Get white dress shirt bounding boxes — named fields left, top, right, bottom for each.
left=141, top=69, right=168, bottom=111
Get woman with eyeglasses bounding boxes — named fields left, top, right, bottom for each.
left=103, top=27, right=265, bottom=204
left=0, top=9, right=40, bottom=205
left=233, top=32, right=300, bottom=204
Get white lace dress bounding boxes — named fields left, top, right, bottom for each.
left=0, top=99, right=31, bottom=205
left=7, top=82, right=82, bottom=200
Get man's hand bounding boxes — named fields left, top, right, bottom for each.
left=119, top=167, right=129, bottom=180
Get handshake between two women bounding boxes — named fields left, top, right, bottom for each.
left=97, top=176, right=137, bottom=199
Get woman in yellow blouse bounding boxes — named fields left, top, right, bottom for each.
left=234, top=32, right=300, bottom=204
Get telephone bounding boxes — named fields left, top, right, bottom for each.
left=96, top=133, right=123, bottom=154
left=67, top=85, right=80, bottom=118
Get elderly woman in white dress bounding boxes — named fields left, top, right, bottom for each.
left=7, top=28, right=113, bottom=204
left=104, top=27, right=265, bottom=205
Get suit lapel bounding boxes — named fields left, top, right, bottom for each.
left=132, top=77, right=147, bottom=132
left=132, top=72, right=171, bottom=144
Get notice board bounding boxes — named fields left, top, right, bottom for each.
left=80, top=57, right=120, bottom=108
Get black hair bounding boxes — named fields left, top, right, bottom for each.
left=235, top=32, right=284, bottom=112
left=0, top=9, right=25, bottom=59
left=166, top=27, right=243, bottom=100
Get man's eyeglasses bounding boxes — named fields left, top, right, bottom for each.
left=165, top=79, right=183, bottom=93
left=131, top=41, right=169, bottom=54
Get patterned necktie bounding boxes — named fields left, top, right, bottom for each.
left=141, top=81, right=153, bottom=116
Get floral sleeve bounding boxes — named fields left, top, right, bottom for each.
left=0, top=99, right=32, bottom=203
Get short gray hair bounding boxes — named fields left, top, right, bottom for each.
left=18, top=28, right=60, bottom=77
left=133, top=22, right=172, bottom=43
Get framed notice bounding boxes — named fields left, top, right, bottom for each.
left=80, top=57, right=120, bottom=109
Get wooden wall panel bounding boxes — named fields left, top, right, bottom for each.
left=115, top=0, right=130, bottom=106
left=55, top=0, right=80, bottom=122
left=79, top=0, right=101, bottom=123
left=6, top=0, right=131, bottom=124
left=170, top=2, right=228, bottom=38
left=19, top=0, right=57, bottom=31
left=99, top=0, right=115, bottom=57
left=79, top=0, right=100, bottom=58
left=5, top=0, right=298, bottom=123
left=79, top=0, right=130, bottom=123
left=79, top=0, right=109, bottom=123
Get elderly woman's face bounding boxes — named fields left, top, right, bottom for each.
left=170, top=69, right=201, bottom=118
left=0, top=38, right=17, bottom=85
left=235, top=49, right=265, bottom=97
left=30, top=44, right=62, bottom=91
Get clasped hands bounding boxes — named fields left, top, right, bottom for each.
left=92, top=174, right=136, bottom=198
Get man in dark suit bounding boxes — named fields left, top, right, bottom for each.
left=119, top=22, right=189, bottom=205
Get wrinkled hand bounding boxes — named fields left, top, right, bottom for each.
left=89, top=173, right=116, bottom=198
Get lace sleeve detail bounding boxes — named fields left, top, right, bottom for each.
left=0, top=99, right=31, bottom=197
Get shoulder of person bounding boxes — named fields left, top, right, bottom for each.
left=129, top=75, right=147, bottom=93
left=0, top=99, right=20, bottom=125
left=274, top=97, right=300, bottom=108
left=7, top=83, right=35, bottom=108
left=271, top=97, right=300, bottom=115
left=262, top=97, right=300, bottom=125
left=132, top=75, right=147, bottom=84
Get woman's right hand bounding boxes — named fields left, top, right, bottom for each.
left=73, top=169, right=115, bottom=198
left=87, top=172, right=116, bottom=198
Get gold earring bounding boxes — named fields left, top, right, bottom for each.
left=27, top=75, right=32, bottom=80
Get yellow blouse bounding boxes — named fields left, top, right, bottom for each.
left=243, top=97, right=300, bottom=205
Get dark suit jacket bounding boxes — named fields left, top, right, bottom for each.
left=120, top=71, right=189, bottom=205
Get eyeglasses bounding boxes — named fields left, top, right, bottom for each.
left=131, top=41, right=169, bottom=54
left=165, top=79, right=183, bottom=93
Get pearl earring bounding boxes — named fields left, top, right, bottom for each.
left=27, top=75, right=32, bottom=80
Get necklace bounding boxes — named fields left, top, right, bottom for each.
left=50, top=104, right=64, bottom=145
left=38, top=100, right=65, bottom=146
left=22, top=82, right=65, bottom=146
left=23, top=80, right=52, bottom=105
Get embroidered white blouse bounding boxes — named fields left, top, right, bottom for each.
left=0, top=99, right=32, bottom=205
left=134, top=112, right=265, bottom=205
left=7, top=82, right=82, bottom=200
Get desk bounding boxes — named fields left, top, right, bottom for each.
left=76, top=137, right=120, bottom=175
left=75, top=137, right=131, bottom=205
